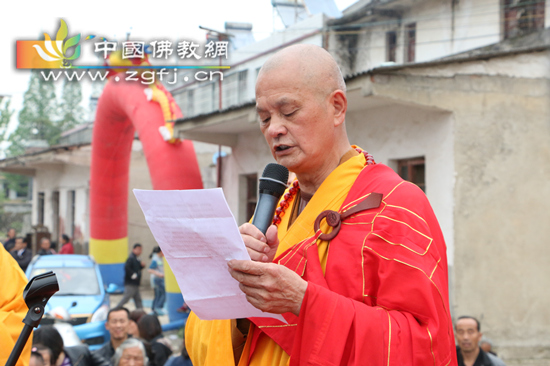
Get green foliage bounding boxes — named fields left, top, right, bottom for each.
left=0, top=98, right=14, bottom=139
left=0, top=175, right=26, bottom=234
left=9, top=71, right=59, bottom=156
left=59, top=79, right=84, bottom=132
left=4, top=172, right=29, bottom=198
left=7, top=71, right=85, bottom=157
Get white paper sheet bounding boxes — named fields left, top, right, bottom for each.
left=133, top=188, right=286, bottom=323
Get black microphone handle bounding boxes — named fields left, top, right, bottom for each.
left=251, top=192, right=281, bottom=235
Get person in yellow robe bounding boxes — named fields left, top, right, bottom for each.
left=0, top=245, right=32, bottom=366
left=186, top=44, right=456, bottom=366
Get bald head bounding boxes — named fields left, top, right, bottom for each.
left=257, top=44, right=346, bottom=99
left=255, top=44, right=351, bottom=194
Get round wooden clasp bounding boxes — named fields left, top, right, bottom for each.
left=313, top=210, right=341, bottom=241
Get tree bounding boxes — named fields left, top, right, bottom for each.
left=59, top=79, right=84, bottom=132
left=9, top=70, right=59, bottom=156
left=0, top=98, right=14, bottom=142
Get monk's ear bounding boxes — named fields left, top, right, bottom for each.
left=331, top=90, right=347, bottom=127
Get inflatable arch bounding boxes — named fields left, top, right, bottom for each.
left=90, top=62, right=203, bottom=319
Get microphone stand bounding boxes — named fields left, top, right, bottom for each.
left=5, top=271, right=59, bottom=366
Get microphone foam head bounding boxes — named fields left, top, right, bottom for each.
left=259, top=163, right=289, bottom=197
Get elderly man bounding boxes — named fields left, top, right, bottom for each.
left=112, top=339, right=147, bottom=366
left=185, top=44, right=456, bottom=366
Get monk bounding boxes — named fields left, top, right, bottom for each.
left=185, top=44, right=457, bottom=366
left=0, top=246, right=32, bottom=366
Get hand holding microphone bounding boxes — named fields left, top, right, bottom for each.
left=240, top=163, right=289, bottom=263
left=230, top=163, right=307, bottom=316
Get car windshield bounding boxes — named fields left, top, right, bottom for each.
left=30, top=267, right=100, bottom=296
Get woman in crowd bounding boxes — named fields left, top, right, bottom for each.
left=59, top=234, right=74, bottom=254
left=137, top=314, right=172, bottom=366
left=33, top=326, right=109, bottom=366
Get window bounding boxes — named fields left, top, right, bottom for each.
left=37, top=192, right=45, bottom=225
left=246, top=174, right=258, bottom=221
left=397, top=157, right=425, bottom=192
left=238, top=70, right=248, bottom=104
left=67, top=190, right=75, bottom=238
left=503, top=0, right=545, bottom=39
left=405, top=23, right=416, bottom=63
left=187, top=89, right=195, bottom=117
left=52, top=191, right=59, bottom=242
left=386, top=31, right=397, bottom=62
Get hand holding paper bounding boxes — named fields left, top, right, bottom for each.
left=133, top=188, right=286, bottom=323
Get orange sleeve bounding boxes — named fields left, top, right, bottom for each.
left=0, top=247, right=31, bottom=366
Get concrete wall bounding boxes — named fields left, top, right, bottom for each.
left=362, top=51, right=550, bottom=365
left=220, top=128, right=273, bottom=225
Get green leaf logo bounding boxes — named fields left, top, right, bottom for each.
left=33, top=19, right=81, bottom=67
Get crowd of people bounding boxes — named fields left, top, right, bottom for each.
left=1, top=228, right=74, bottom=272
left=28, top=307, right=192, bottom=366
left=24, top=311, right=506, bottom=366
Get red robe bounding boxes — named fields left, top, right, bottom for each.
left=249, top=163, right=457, bottom=366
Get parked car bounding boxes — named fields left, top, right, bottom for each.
left=26, top=254, right=110, bottom=350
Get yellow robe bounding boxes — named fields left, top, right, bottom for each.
left=186, top=152, right=366, bottom=366
left=0, top=246, right=32, bottom=366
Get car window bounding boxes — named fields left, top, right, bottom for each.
left=31, top=267, right=100, bottom=295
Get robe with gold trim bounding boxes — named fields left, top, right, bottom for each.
left=186, top=152, right=457, bottom=366
left=0, top=246, right=32, bottom=366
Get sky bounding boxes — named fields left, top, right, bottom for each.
left=0, top=0, right=357, bottom=133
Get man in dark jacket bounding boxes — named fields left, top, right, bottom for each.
left=11, top=237, right=32, bottom=272
left=93, top=307, right=133, bottom=364
left=3, top=228, right=16, bottom=252
left=116, top=243, right=145, bottom=309
left=456, top=316, right=506, bottom=366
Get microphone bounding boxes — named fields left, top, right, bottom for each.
left=251, top=163, right=289, bottom=234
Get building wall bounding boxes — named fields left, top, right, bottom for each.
left=32, top=163, right=89, bottom=248
left=330, top=0, right=505, bottom=74
left=363, top=50, right=550, bottom=365
left=220, top=128, right=273, bottom=225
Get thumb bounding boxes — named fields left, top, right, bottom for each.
left=265, top=225, right=279, bottom=248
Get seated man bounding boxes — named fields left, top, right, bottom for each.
left=456, top=316, right=506, bottom=366
left=185, top=44, right=457, bottom=366
left=94, top=307, right=133, bottom=363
